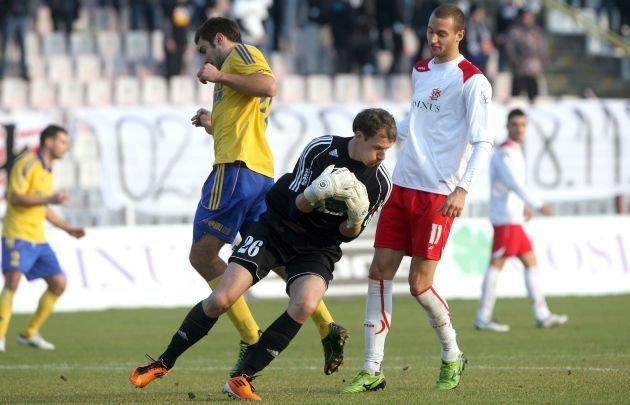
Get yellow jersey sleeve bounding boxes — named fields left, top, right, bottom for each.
left=2, top=152, right=53, bottom=242
left=210, top=44, right=275, bottom=178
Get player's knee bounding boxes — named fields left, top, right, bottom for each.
left=206, top=292, right=233, bottom=316
left=288, top=301, right=317, bottom=323
left=409, top=283, right=430, bottom=297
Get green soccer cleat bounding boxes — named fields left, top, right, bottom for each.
left=229, top=340, right=257, bottom=377
left=322, top=323, right=349, bottom=375
left=338, top=370, right=386, bottom=393
left=434, top=352, right=467, bottom=390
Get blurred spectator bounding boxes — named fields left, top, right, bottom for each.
left=130, top=0, right=162, bottom=31
left=463, top=3, right=493, bottom=75
left=162, top=0, right=191, bottom=78
left=495, top=0, right=520, bottom=72
left=410, top=0, right=439, bottom=64
left=206, top=0, right=231, bottom=19
left=0, top=0, right=30, bottom=81
left=232, top=0, right=272, bottom=47
left=46, top=0, right=80, bottom=35
left=505, top=7, right=548, bottom=102
left=329, top=0, right=377, bottom=74
left=376, top=0, right=405, bottom=74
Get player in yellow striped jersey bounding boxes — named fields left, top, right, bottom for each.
left=129, top=18, right=346, bottom=388
left=0, top=125, right=85, bottom=353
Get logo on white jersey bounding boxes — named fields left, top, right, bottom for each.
left=430, top=88, right=441, bottom=100
left=328, top=149, right=339, bottom=157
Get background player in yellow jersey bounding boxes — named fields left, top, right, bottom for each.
left=129, top=17, right=346, bottom=386
left=0, top=125, right=85, bottom=353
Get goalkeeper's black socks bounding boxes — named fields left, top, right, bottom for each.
left=160, top=301, right=217, bottom=369
left=236, top=311, right=302, bottom=376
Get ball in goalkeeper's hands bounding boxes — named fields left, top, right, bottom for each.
left=323, top=197, right=348, bottom=213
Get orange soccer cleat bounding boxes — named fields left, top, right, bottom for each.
left=223, top=375, right=262, bottom=401
left=129, top=355, right=169, bottom=388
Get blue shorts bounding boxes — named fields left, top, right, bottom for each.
left=1, top=237, right=63, bottom=281
left=193, top=162, right=274, bottom=244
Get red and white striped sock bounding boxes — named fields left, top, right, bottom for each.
left=416, top=286, right=460, bottom=361
left=362, top=278, right=392, bottom=374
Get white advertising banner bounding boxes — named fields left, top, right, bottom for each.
left=7, top=216, right=630, bottom=313
left=72, top=99, right=630, bottom=216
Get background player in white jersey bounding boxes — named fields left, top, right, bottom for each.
left=341, top=4, right=493, bottom=393
left=475, top=108, right=568, bottom=332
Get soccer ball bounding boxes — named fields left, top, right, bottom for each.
left=323, top=197, right=347, bottom=213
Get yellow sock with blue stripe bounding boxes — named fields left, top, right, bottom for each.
left=0, top=289, right=15, bottom=338
left=311, top=299, right=335, bottom=339
left=209, top=276, right=261, bottom=345
left=23, top=290, right=59, bottom=338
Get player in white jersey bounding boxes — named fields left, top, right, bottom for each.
left=340, top=4, right=493, bottom=393
left=475, top=108, right=568, bottom=332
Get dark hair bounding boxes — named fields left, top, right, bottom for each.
left=353, top=109, right=397, bottom=141
left=507, top=108, right=526, bottom=122
left=39, top=124, right=67, bottom=146
left=194, top=17, right=242, bottom=44
left=432, top=4, right=465, bottom=31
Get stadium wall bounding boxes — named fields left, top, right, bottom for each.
left=8, top=216, right=630, bottom=313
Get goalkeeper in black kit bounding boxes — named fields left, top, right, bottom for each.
left=130, top=108, right=396, bottom=401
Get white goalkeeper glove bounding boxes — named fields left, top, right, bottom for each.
left=345, top=180, right=370, bottom=228
left=303, top=165, right=356, bottom=204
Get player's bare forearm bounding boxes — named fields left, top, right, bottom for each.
left=8, top=191, right=67, bottom=207
left=339, top=221, right=361, bottom=238
left=46, top=207, right=86, bottom=238
left=217, top=72, right=276, bottom=97
left=295, top=194, right=316, bottom=213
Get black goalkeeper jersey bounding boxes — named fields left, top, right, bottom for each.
left=264, top=135, right=392, bottom=247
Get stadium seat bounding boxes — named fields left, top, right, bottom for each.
left=306, top=75, right=333, bottom=103
left=277, top=75, right=304, bottom=103
left=96, top=30, right=122, bottom=60
left=86, top=78, right=113, bottom=106
left=76, top=54, right=102, bottom=83
left=47, top=55, right=74, bottom=83
left=26, top=55, right=46, bottom=81
left=0, top=78, right=28, bottom=111
left=169, top=75, right=195, bottom=105
left=141, top=76, right=168, bottom=106
left=124, top=30, right=151, bottom=63
left=333, top=74, right=360, bottom=103
left=70, top=32, right=96, bottom=56
left=197, top=81, right=215, bottom=105
left=151, top=30, right=165, bottom=62
left=114, top=76, right=140, bottom=105
left=389, top=74, right=412, bottom=102
left=361, top=75, right=386, bottom=102
left=25, top=30, right=40, bottom=68
left=58, top=79, right=85, bottom=109
left=29, top=79, right=56, bottom=110
left=42, top=32, right=67, bottom=57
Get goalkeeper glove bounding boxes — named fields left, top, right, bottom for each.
left=345, top=180, right=369, bottom=228
left=303, top=165, right=356, bottom=204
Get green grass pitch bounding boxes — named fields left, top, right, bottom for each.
left=1, top=294, right=629, bottom=403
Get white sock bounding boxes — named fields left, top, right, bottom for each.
left=524, top=266, right=551, bottom=321
left=362, top=278, right=392, bottom=374
left=416, top=286, right=460, bottom=361
left=476, top=266, right=501, bottom=324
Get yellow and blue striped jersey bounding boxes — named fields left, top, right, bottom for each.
left=2, top=151, right=53, bottom=243
left=211, top=43, right=274, bottom=178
